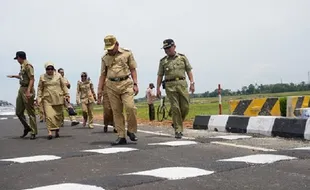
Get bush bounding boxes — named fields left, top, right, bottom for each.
left=279, top=97, right=287, bottom=116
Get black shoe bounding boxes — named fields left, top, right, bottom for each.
left=20, top=128, right=31, bottom=138
left=113, top=128, right=117, bottom=133
left=48, top=135, right=53, bottom=140
left=171, top=124, right=175, bottom=129
left=127, top=131, right=138, bottom=141
left=103, top=126, right=108, bottom=133
left=55, top=129, right=60, bottom=138
left=111, top=137, right=127, bottom=145
left=175, top=132, right=182, bottom=139
left=71, top=121, right=80, bottom=126
left=30, top=134, right=36, bottom=140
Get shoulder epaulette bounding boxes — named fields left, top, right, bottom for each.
left=177, top=53, right=185, bottom=56
left=26, top=63, right=33, bottom=68
left=160, top=56, right=167, bottom=62
left=122, top=47, right=131, bottom=52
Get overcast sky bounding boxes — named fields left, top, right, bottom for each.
left=1, top=0, right=310, bottom=105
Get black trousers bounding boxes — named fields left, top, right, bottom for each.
left=148, top=103, right=155, bottom=121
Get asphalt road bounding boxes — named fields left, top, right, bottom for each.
left=0, top=117, right=310, bottom=190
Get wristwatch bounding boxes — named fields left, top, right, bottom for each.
left=190, top=81, right=195, bottom=85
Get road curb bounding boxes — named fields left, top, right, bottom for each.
left=193, top=115, right=310, bottom=140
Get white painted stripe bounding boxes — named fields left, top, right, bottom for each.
left=23, top=183, right=105, bottom=190
left=210, top=135, right=252, bottom=140
left=208, top=115, right=229, bottom=132
left=218, top=154, right=297, bottom=164
left=0, top=117, right=8, bottom=120
left=304, top=118, right=310, bottom=140
left=122, top=167, right=214, bottom=180
left=82, top=121, right=196, bottom=140
left=82, top=147, right=138, bottom=154
left=0, top=155, right=61, bottom=163
left=211, top=141, right=277, bottom=152
left=247, top=116, right=276, bottom=136
left=293, top=147, right=310, bottom=150
left=137, top=129, right=195, bottom=140
left=13, top=116, right=18, bottom=119
left=148, top=140, right=198, bottom=146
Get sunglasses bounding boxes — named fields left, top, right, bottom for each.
left=46, top=67, right=54, bottom=71
left=81, top=75, right=87, bottom=78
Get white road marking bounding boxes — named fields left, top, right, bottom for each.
left=148, top=140, right=198, bottom=146
left=211, top=141, right=277, bottom=152
left=13, top=116, right=18, bottom=119
left=90, top=122, right=195, bottom=140
left=0, top=155, right=61, bottom=163
left=0, top=117, right=8, bottom=120
left=122, top=167, right=214, bottom=180
left=23, top=183, right=105, bottom=190
left=293, top=147, right=310, bottom=150
left=218, top=154, right=297, bottom=164
left=210, top=135, right=252, bottom=140
left=82, top=147, right=138, bottom=154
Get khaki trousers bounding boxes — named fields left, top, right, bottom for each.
left=106, top=80, right=137, bottom=138
left=81, top=102, right=94, bottom=127
left=16, top=87, right=38, bottom=135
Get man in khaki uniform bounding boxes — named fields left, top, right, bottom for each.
left=156, top=39, right=195, bottom=139
left=57, top=68, right=79, bottom=127
left=97, top=35, right=139, bottom=145
left=7, top=51, right=38, bottom=140
left=76, top=72, right=97, bottom=129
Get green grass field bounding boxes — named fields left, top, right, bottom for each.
left=69, top=91, right=310, bottom=121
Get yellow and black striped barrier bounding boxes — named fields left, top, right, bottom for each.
left=287, top=96, right=310, bottom=117
left=229, top=97, right=281, bottom=116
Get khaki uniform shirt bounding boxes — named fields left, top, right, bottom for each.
left=157, top=53, right=192, bottom=90
left=101, top=48, right=137, bottom=90
left=37, top=72, right=69, bottom=105
left=19, top=60, right=35, bottom=91
left=76, top=79, right=96, bottom=104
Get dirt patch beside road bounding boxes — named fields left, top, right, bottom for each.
left=70, top=113, right=194, bottom=128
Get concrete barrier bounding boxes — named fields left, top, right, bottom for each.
left=208, top=115, right=229, bottom=132
left=193, top=115, right=310, bottom=140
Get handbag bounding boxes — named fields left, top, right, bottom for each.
left=65, top=100, right=77, bottom=116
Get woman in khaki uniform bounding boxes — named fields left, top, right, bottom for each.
left=76, top=72, right=97, bottom=129
left=37, top=62, right=70, bottom=139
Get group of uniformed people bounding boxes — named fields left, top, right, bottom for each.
left=7, top=35, right=195, bottom=145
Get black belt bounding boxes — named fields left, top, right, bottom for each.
left=164, top=77, right=185, bottom=82
left=20, top=84, right=28, bottom=87
left=109, top=75, right=129, bottom=82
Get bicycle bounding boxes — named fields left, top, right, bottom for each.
left=157, top=96, right=171, bottom=122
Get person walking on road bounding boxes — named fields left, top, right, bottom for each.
left=7, top=51, right=38, bottom=139
left=97, top=35, right=139, bottom=145
left=156, top=39, right=195, bottom=139
left=146, top=83, right=156, bottom=121
left=37, top=62, right=70, bottom=140
left=76, top=72, right=97, bottom=129
left=57, top=68, right=79, bottom=127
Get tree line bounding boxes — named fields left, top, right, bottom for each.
left=195, top=81, right=310, bottom=98
left=135, top=81, right=310, bottom=102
